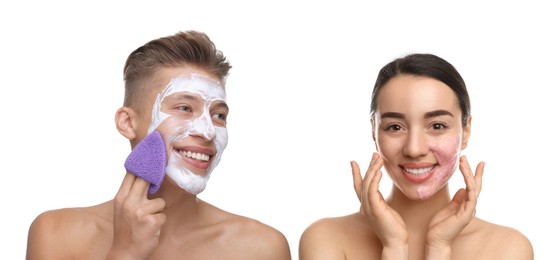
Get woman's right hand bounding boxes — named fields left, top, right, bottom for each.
left=352, top=153, right=409, bottom=256
left=107, top=173, right=166, bottom=260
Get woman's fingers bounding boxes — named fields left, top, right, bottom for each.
left=474, top=161, right=485, bottom=197
left=458, top=155, right=483, bottom=219
left=352, top=153, right=385, bottom=214
left=351, top=161, right=364, bottom=203
left=368, top=156, right=384, bottom=205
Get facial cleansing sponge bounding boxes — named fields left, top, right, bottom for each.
left=124, top=130, right=167, bottom=194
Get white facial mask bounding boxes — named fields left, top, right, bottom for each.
left=147, top=73, right=228, bottom=194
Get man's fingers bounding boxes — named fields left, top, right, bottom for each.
left=142, top=198, right=166, bottom=214
left=116, top=173, right=136, bottom=199
left=130, top=175, right=150, bottom=199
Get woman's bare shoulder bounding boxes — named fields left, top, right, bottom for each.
left=457, top=218, right=534, bottom=259
left=470, top=218, right=532, bottom=243
left=302, top=212, right=365, bottom=236
left=299, top=213, right=380, bottom=259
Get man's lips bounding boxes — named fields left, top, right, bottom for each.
left=172, top=146, right=215, bottom=170
left=177, top=149, right=210, bottom=162
left=174, top=145, right=214, bottom=159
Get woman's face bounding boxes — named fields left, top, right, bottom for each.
left=372, top=75, right=470, bottom=200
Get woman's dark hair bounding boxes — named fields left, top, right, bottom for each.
left=370, top=53, right=470, bottom=127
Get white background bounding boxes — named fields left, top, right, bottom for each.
left=1, top=1, right=558, bottom=259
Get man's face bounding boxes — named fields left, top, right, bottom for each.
left=145, top=66, right=228, bottom=195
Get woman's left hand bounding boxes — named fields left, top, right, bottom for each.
left=426, top=155, right=484, bottom=251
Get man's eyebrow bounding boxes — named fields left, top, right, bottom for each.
left=213, top=101, right=229, bottom=111
left=380, top=112, right=405, bottom=119
left=425, top=110, right=454, bottom=118
left=170, top=93, right=199, bottom=101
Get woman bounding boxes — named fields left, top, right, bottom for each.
left=299, top=53, right=533, bottom=259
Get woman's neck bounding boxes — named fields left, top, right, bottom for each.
left=387, top=185, right=451, bottom=229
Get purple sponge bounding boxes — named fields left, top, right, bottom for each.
left=124, top=130, right=167, bottom=194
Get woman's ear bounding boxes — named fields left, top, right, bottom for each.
left=461, top=116, right=472, bottom=149
left=370, top=118, right=379, bottom=151
left=115, top=107, right=137, bottom=140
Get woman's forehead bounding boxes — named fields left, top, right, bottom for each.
left=377, top=75, right=458, bottom=113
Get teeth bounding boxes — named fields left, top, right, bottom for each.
left=179, top=150, right=210, bottom=162
left=404, top=167, right=433, bottom=175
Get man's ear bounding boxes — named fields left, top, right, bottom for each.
left=115, top=107, right=137, bottom=140
left=461, top=116, right=472, bottom=150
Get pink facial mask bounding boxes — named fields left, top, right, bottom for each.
left=417, top=135, right=461, bottom=199
left=373, top=116, right=462, bottom=200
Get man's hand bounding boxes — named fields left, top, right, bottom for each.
left=107, top=173, right=166, bottom=260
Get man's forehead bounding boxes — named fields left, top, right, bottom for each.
left=164, top=92, right=229, bottom=107
left=161, top=74, right=226, bottom=101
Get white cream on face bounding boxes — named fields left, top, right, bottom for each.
left=148, top=74, right=227, bottom=195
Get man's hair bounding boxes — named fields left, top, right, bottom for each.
left=123, top=30, right=231, bottom=108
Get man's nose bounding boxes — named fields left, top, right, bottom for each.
left=190, top=112, right=216, bottom=141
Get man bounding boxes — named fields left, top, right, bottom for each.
left=27, top=30, right=291, bottom=260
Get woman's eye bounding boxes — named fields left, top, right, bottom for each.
left=431, top=122, right=447, bottom=130
left=384, top=124, right=402, bottom=131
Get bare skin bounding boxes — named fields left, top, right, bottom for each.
left=300, top=155, right=533, bottom=260
left=26, top=66, right=291, bottom=260
left=299, top=75, right=533, bottom=259
left=27, top=175, right=290, bottom=260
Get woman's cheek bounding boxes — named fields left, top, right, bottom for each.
left=416, top=136, right=461, bottom=199
left=430, top=136, right=461, bottom=170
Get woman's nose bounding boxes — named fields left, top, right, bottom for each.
left=403, top=129, right=429, bottom=158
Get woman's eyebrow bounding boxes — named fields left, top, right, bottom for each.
left=424, top=110, right=454, bottom=118
left=380, top=110, right=454, bottom=120
left=380, top=112, right=405, bottom=119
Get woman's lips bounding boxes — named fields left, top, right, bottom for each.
left=400, top=165, right=436, bottom=184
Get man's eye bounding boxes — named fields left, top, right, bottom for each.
left=178, top=106, right=192, bottom=112
left=212, top=113, right=227, bottom=121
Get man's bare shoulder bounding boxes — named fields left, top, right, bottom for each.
left=200, top=201, right=291, bottom=259
left=26, top=201, right=114, bottom=259
left=456, top=218, right=534, bottom=259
